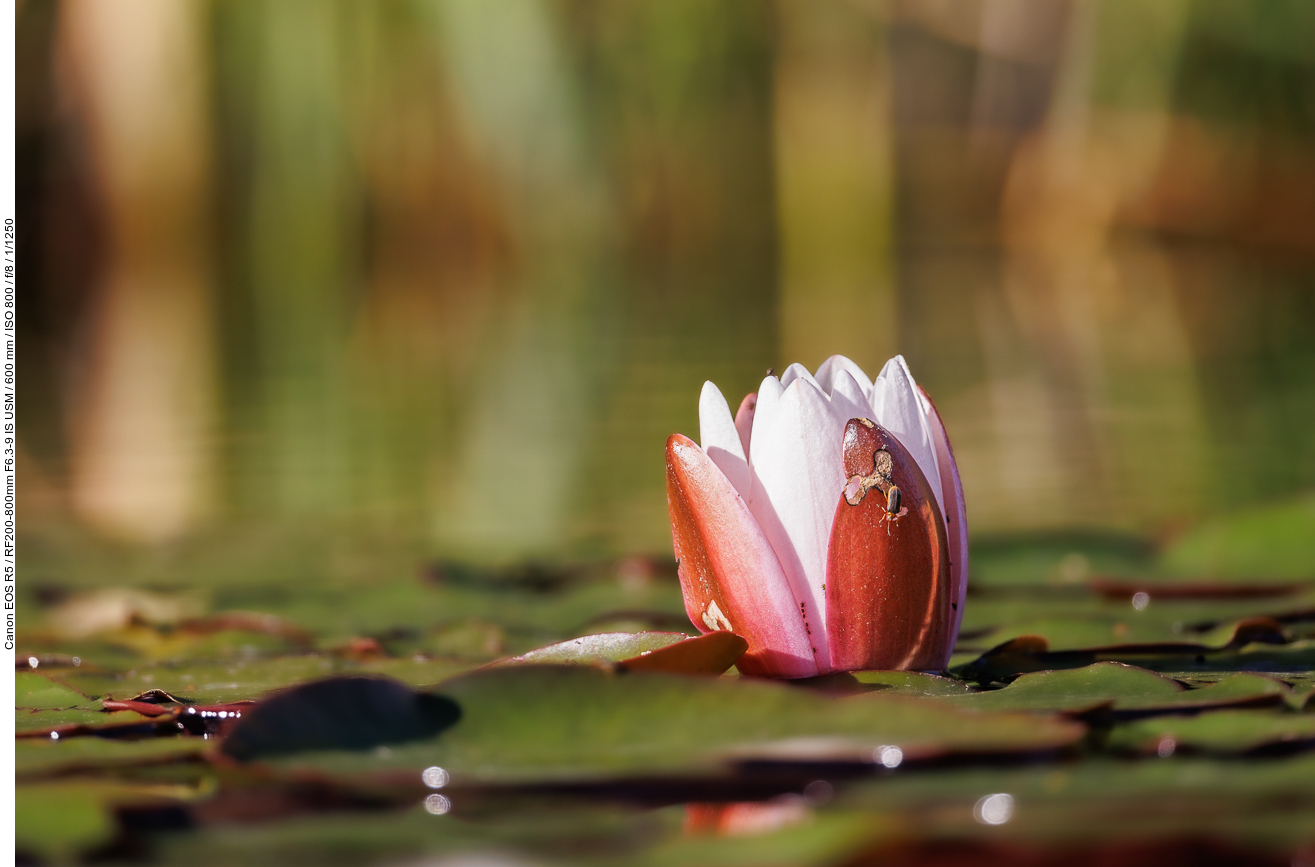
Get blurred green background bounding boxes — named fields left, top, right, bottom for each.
left=16, top=0, right=1315, bottom=572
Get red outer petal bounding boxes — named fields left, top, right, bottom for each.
left=918, top=386, right=969, bottom=660
left=824, top=419, right=953, bottom=672
left=667, top=434, right=819, bottom=678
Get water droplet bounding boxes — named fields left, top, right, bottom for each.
left=1157, top=737, right=1176, bottom=758
left=28, top=657, right=38, bottom=669
left=873, top=745, right=902, bottom=768
left=50, top=731, right=59, bottom=740
left=803, top=780, right=833, bottom=805
left=1132, top=592, right=1150, bottom=611
left=974, top=793, right=1014, bottom=825
left=424, top=793, right=451, bottom=815
left=422, top=766, right=449, bottom=789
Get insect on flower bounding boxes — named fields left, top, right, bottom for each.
left=665, top=355, right=967, bottom=678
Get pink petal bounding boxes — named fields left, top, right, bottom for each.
left=870, top=357, right=944, bottom=522
left=734, top=392, right=757, bottom=459
left=918, top=386, right=969, bottom=657
left=667, top=434, right=819, bottom=678
left=699, top=381, right=751, bottom=499
left=825, top=418, right=953, bottom=672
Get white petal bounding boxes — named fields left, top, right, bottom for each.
left=699, top=381, right=751, bottom=499
left=748, top=373, right=785, bottom=478
left=733, top=392, right=756, bottom=460
left=870, top=356, right=944, bottom=520
left=746, top=378, right=848, bottom=672
left=778, top=362, right=815, bottom=391
left=830, top=370, right=871, bottom=421
left=814, top=355, right=873, bottom=400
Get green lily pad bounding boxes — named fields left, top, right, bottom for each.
left=958, top=591, right=1315, bottom=655
left=505, top=630, right=691, bottom=665
left=354, top=656, right=480, bottom=688
left=272, top=665, right=1084, bottom=782
left=505, top=630, right=747, bottom=675
left=16, top=707, right=137, bottom=731
left=58, top=655, right=348, bottom=705
left=956, top=632, right=1315, bottom=684
left=17, top=736, right=208, bottom=779
left=945, top=663, right=1288, bottom=715
left=1108, top=709, right=1315, bottom=755
left=850, top=670, right=973, bottom=696
left=16, top=783, right=119, bottom=863
left=16, top=672, right=92, bottom=709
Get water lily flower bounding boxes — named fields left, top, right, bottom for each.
left=665, top=355, right=967, bottom=678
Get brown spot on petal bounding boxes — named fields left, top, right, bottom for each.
left=842, top=420, right=897, bottom=507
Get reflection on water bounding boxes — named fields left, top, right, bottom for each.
left=16, top=1, right=1315, bottom=561
left=423, top=793, right=453, bottom=816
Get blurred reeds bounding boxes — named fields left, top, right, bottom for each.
left=16, top=0, right=1315, bottom=560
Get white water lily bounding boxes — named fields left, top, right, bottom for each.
left=665, top=355, right=967, bottom=677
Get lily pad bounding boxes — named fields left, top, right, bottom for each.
left=58, top=655, right=349, bottom=705
left=16, top=783, right=119, bottom=863
left=17, top=707, right=136, bottom=730
left=1108, top=709, right=1315, bottom=755
left=16, top=672, right=92, bottom=709
left=271, top=665, right=1084, bottom=782
left=850, top=670, right=974, bottom=696
left=17, top=736, right=208, bottom=779
left=956, top=632, right=1315, bottom=683
left=505, top=630, right=747, bottom=675
left=945, top=663, right=1288, bottom=716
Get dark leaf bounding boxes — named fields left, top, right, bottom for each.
left=220, top=676, right=461, bottom=761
